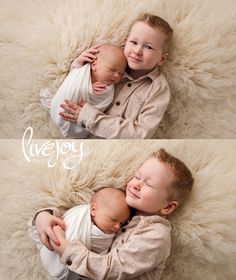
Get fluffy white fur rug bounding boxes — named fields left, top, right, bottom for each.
left=0, top=0, right=236, bottom=138
left=0, top=140, right=236, bottom=279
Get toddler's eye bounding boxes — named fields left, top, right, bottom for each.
left=130, top=40, right=137, bottom=45
left=145, top=45, right=153, bottom=50
left=146, top=182, right=154, bottom=188
left=134, top=175, right=140, bottom=180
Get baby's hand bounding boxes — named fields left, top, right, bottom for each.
left=92, top=81, right=107, bottom=95
left=77, top=44, right=101, bottom=65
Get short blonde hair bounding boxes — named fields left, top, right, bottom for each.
left=151, top=149, right=194, bottom=204
left=134, top=13, right=173, bottom=52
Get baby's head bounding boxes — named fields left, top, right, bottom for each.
left=90, top=187, right=130, bottom=234
left=124, top=13, right=173, bottom=75
left=91, top=44, right=127, bottom=86
left=126, top=149, right=194, bottom=217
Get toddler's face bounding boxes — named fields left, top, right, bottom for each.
left=124, top=21, right=168, bottom=75
left=126, top=157, right=175, bottom=215
left=92, top=199, right=130, bottom=234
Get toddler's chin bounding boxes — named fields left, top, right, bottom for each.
left=126, top=196, right=135, bottom=208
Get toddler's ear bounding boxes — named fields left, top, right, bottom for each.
left=120, top=39, right=127, bottom=49
left=160, top=201, right=178, bottom=216
left=158, top=53, right=168, bottom=66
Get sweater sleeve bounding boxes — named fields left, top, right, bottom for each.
left=70, top=57, right=83, bottom=71
left=31, top=207, right=64, bottom=225
left=60, top=222, right=171, bottom=280
left=77, top=79, right=170, bottom=139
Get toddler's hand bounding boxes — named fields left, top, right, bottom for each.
left=77, top=44, right=101, bottom=65
left=59, top=99, right=85, bottom=122
left=50, top=225, right=70, bottom=256
left=92, top=81, right=107, bottom=95
left=35, top=211, right=65, bottom=251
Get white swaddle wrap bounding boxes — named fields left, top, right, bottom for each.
left=40, top=63, right=114, bottom=138
left=40, top=204, right=115, bottom=280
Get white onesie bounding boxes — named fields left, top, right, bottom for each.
left=40, top=63, right=114, bottom=138
left=40, top=204, right=115, bottom=280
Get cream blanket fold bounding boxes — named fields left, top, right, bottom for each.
left=39, top=204, right=115, bottom=280
left=40, top=63, right=114, bottom=138
left=40, top=205, right=92, bottom=280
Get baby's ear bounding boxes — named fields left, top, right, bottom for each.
left=90, top=203, right=96, bottom=216
left=91, top=60, right=97, bottom=71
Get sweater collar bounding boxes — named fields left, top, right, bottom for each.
left=122, top=66, right=159, bottom=82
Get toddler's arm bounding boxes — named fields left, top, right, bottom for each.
left=50, top=225, right=70, bottom=256
left=70, top=45, right=100, bottom=71
left=77, top=78, right=170, bottom=138
left=60, top=221, right=171, bottom=280
left=34, top=209, right=65, bottom=251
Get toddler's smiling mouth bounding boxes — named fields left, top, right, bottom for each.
left=128, top=189, right=140, bottom=199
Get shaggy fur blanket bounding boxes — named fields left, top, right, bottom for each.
left=0, top=139, right=236, bottom=279
left=0, top=0, right=236, bottom=138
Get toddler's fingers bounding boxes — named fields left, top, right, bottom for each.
left=47, top=228, right=60, bottom=247
left=78, top=98, right=85, bottom=106
left=90, top=45, right=101, bottom=52
left=92, top=44, right=102, bottom=49
left=59, top=112, right=77, bottom=122
left=64, top=99, right=80, bottom=110
left=53, top=217, right=65, bottom=230
left=41, top=233, right=54, bottom=251
left=82, top=53, right=97, bottom=60
left=59, top=112, right=76, bottom=121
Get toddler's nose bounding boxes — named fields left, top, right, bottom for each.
left=133, top=45, right=142, bottom=55
left=134, top=179, right=143, bottom=190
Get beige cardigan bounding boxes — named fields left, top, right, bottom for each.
left=75, top=64, right=170, bottom=139
left=31, top=209, right=171, bottom=280
left=60, top=213, right=171, bottom=280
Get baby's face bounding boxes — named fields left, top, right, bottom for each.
left=98, top=61, right=125, bottom=85
left=93, top=49, right=127, bottom=85
left=126, top=158, right=175, bottom=215
left=93, top=200, right=130, bottom=234
left=124, top=21, right=168, bottom=74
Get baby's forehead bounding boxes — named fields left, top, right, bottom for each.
left=98, top=46, right=125, bottom=61
left=94, top=188, right=125, bottom=202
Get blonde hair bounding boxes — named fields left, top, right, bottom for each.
left=151, top=149, right=194, bottom=204
left=134, top=13, right=173, bottom=52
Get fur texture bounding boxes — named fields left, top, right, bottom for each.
left=0, top=140, right=236, bottom=279
left=0, top=0, right=236, bottom=138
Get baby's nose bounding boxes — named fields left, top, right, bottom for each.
left=113, top=72, right=120, bottom=79
left=113, top=223, right=121, bottom=230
